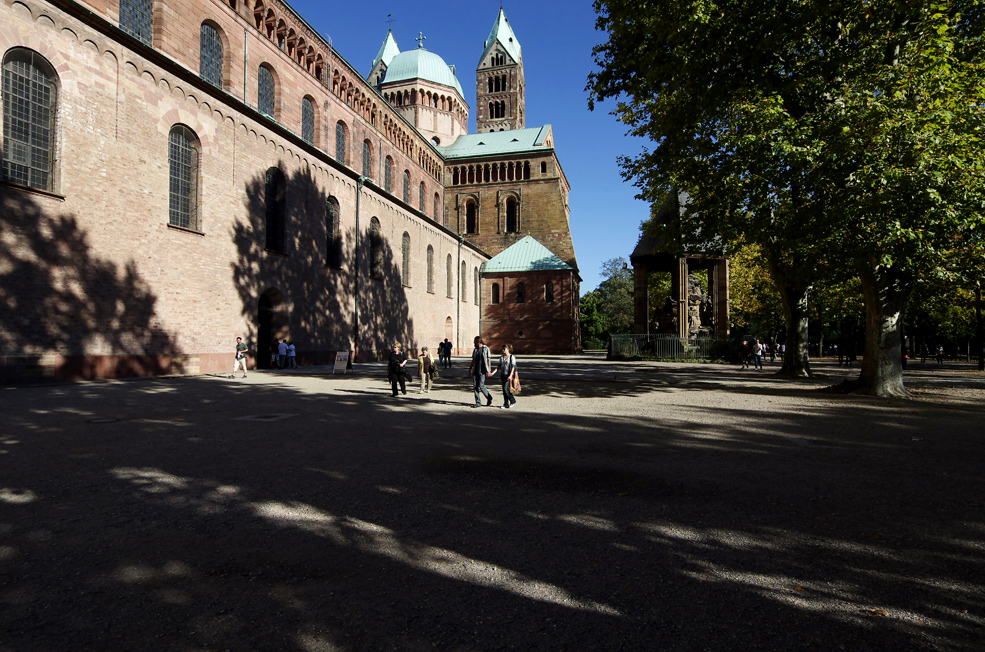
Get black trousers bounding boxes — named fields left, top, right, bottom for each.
left=390, top=372, right=406, bottom=395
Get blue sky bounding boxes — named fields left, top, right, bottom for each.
left=286, top=0, right=651, bottom=292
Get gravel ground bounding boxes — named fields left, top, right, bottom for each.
left=1, top=355, right=983, bottom=651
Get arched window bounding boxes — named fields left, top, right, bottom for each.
left=168, top=125, right=199, bottom=230
left=120, top=0, right=153, bottom=45
left=461, top=261, right=467, bottom=301
left=466, top=201, right=477, bottom=234
left=541, top=161, right=547, bottom=174
left=326, top=196, right=341, bottom=267
left=474, top=268, right=479, bottom=305
left=506, top=198, right=518, bottom=233
left=200, top=24, right=223, bottom=88
left=419, top=182, right=426, bottom=212
left=524, top=162, right=531, bottom=180
left=402, top=170, right=410, bottom=203
left=426, top=245, right=435, bottom=293
left=446, top=254, right=453, bottom=297
left=384, top=157, right=393, bottom=193
left=401, top=232, right=411, bottom=286
left=264, top=167, right=285, bottom=252
left=434, top=193, right=440, bottom=222
left=362, top=140, right=371, bottom=178
left=301, top=96, right=314, bottom=144
left=258, top=65, right=275, bottom=117
left=545, top=281, right=555, bottom=303
left=2, top=49, right=57, bottom=192
left=492, top=283, right=500, bottom=305
left=335, top=121, right=346, bottom=164
left=516, top=282, right=526, bottom=304
left=369, top=217, right=383, bottom=279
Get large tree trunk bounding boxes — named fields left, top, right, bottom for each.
left=855, top=259, right=911, bottom=397
left=766, top=253, right=812, bottom=377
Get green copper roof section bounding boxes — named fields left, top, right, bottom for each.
left=439, top=125, right=552, bottom=159
left=380, top=47, right=465, bottom=98
left=481, top=236, right=573, bottom=273
left=478, top=8, right=522, bottom=67
left=370, top=30, right=400, bottom=73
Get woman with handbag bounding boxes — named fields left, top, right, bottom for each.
left=489, top=343, right=518, bottom=409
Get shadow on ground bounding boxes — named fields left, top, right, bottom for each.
left=1, top=372, right=982, bottom=650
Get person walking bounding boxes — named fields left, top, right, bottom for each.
left=468, top=336, right=493, bottom=407
left=388, top=342, right=408, bottom=397
left=417, top=346, right=436, bottom=394
left=443, top=339, right=453, bottom=368
left=489, top=343, right=517, bottom=409
left=232, top=337, right=248, bottom=378
left=287, top=342, right=297, bottom=368
left=740, top=340, right=751, bottom=370
left=277, top=339, right=288, bottom=369
left=752, top=338, right=764, bottom=370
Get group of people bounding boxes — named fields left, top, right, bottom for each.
left=229, top=337, right=297, bottom=378
left=740, top=338, right=785, bottom=370
left=436, top=339, right=454, bottom=368
left=387, top=336, right=519, bottom=409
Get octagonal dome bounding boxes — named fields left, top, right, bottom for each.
left=381, top=48, right=464, bottom=99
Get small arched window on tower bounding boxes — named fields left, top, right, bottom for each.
left=491, top=283, right=500, bottom=305
left=466, top=201, right=478, bottom=235
left=516, top=282, right=526, bottom=304
left=505, top=198, right=518, bottom=233
left=545, top=281, right=555, bottom=303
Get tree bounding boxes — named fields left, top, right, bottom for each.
left=579, top=290, right=610, bottom=348
left=588, top=0, right=985, bottom=395
left=596, top=257, right=635, bottom=335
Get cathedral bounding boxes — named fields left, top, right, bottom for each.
left=0, top=0, right=580, bottom=381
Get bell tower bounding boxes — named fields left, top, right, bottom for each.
left=476, top=9, right=525, bottom=132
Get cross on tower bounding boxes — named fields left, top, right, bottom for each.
left=416, top=32, right=427, bottom=49
left=385, top=14, right=395, bottom=30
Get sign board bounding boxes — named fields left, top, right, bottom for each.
left=333, top=351, right=350, bottom=374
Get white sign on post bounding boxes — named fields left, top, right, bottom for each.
left=333, top=351, right=350, bottom=374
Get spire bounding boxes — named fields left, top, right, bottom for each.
left=477, top=7, right=522, bottom=68
left=370, top=30, right=400, bottom=75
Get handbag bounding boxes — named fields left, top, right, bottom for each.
left=510, top=370, right=521, bottom=393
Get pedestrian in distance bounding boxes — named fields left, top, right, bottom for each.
left=468, top=336, right=493, bottom=407
left=740, top=340, right=751, bottom=370
left=443, top=338, right=453, bottom=368
left=489, top=343, right=518, bottom=409
left=417, top=346, right=436, bottom=394
left=287, top=342, right=297, bottom=368
left=277, top=339, right=288, bottom=369
left=752, top=338, right=764, bottom=370
left=231, top=336, right=248, bottom=378
left=388, top=342, right=408, bottom=397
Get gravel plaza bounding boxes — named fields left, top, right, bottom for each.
left=1, top=354, right=983, bottom=651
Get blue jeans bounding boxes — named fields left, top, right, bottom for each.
left=754, top=354, right=762, bottom=370
left=501, top=377, right=516, bottom=407
left=472, top=373, right=491, bottom=405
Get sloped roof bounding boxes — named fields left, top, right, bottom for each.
left=380, top=47, right=465, bottom=98
left=370, top=30, right=400, bottom=73
left=439, top=126, right=552, bottom=159
left=481, top=236, right=573, bottom=274
left=478, top=8, right=522, bottom=67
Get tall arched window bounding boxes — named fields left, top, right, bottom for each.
left=2, top=49, right=57, bottom=192
left=461, top=261, right=467, bottom=301
left=120, top=0, right=153, bottom=45
left=369, top=217, right=383, bottom=279
left=402, top=170, right=410, bottom=203
left=426, top=245, right=435, bottom=293
left=401, top=232, right=411, bottom=286
left=474, top=268, right=479, bottom=305
left=200, top=24, right=223, bottom=88
left=301, top=96, right=314, bottom=144
left=264, top=167, right=286, bottom=252
left=362, top=140, right=371, bottom=178
left=545, top=281, right=555, bottom=303
left=506, top=198, right=518, bottom=233
left=258, top=65, right=275, bottom=117
left=335, top=121, right=346, bottom=163
left=168, top=125, right=199, bottom=230
left=434, top=193, right=440, bottom=222
left=516, top=282, right=526, bottom=304
left=384, top=157, right=393, bottom=193
left=466, top=201, right=477, bottom=234
left=419, top=182, right=426, bottom=212
left=326, top=196, right=341, bottom=267
left=446, top=254, right=453, bottom=297
left=492, top=283, right=500, bottom=305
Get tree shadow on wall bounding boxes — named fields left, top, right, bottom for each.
left=231, top=166, right=412, bottom=363
left=0, top=187, right=179, bottom=382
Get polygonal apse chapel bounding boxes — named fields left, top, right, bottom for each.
left=0, top=0, right=581, bottom=381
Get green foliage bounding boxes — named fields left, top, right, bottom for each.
left=596, top=257, right=635, bottom=335
left=579, top=289, right=610, bottom=344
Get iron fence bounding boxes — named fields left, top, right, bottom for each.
left=608, top=334, right=730, bottom=361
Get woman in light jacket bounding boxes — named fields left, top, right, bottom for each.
left=417, top=346, right=436, bottom=394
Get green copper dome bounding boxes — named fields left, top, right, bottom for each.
left=381, top=48, right=465, bottom=99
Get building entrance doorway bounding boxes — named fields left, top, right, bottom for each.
left=257, top=288, right=288, bottom=369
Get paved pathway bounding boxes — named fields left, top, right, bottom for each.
left=1, top=356, right=982, bottom=650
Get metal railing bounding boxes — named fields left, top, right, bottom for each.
left=608, top=334, right=729, bottom=361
